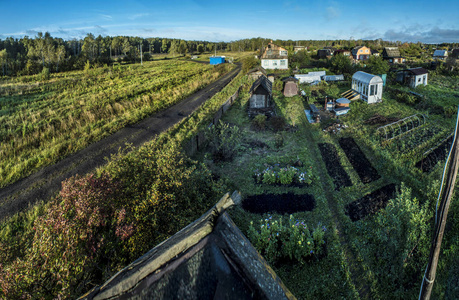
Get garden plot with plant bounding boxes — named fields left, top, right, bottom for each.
left=194, top=71, right=459, bottom=299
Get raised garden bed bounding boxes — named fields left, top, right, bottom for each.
left=339, top=137, right=381, bottom=184
left=242, top=193, right=315, bottom=214
left=345, top=183, right=397, bottom=222
left=318, top=143, right=352, bottom=190
left=416, top=135, right=454, bottom=173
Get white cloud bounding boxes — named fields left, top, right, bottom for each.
left=383, top=26, right=459, bottom=43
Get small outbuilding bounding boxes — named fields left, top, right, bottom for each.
left=210, top=56, right=225, bottom=65
left=247, top=66, right=267, bottom=80
left=351, top=71, right=383, bottom=104
left=282, top=77, right=299, bottom=97
left=433, top=50, right=448, bottom=60
left=396, top=67, right=428, bottom=88
left=382, top=47, right=405, bottom=64
left=249, top=75, right=272, bottom=109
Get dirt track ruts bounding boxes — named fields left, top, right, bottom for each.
left=0, top=63, right=241, bottom=221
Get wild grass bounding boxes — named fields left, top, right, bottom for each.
left=0, top=60, right=233, bottom=187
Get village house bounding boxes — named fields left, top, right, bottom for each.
left=451, top=49, right=459, bottom=59
left=351, top=71, right=383, bottom=104
left=433, top=50, right=448, bottom=60
left=352, top=46, right=372, bottom=61
left=317, top=47, right=336, bottom=59
left=247, top=66, right=267, bottom=81
left=282, top=77, right=299, bottom=97
left=333, top=49, right=351, bottom=57
left=261, top=42, right=289, bottom=70
left=249, top=75, right=272, bottom=109
left=396, top=67, right=428, bottom=88
left=293, top=46, right=307, bottom=53
left=382, top=47, right=405, bottom=64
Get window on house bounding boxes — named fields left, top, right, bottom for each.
left=418, top=78, right=421, bottom=82
left=280, top=50, right=287, bottom=56
left=273, top=61, right=278, bottom=66
left=280, top=60, right=286, bottom=66
left=263, top=60, right=269, bottom=67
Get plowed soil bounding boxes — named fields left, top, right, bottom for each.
left=345, top=183, right=397, bottom=222
left=318, top=143, right=352, bottom=190
left=242, top=193, right=315, bottom=214
left=416, top=135, right=453, bottom=173
left=339, top=137, right=380, bottom=184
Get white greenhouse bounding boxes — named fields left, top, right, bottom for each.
left=351, top=71, right=383, bottom=104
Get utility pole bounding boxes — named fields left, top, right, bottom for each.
left=419, top=107, right=459, bottom=300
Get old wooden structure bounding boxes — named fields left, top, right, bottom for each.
left=351, top=71, right=383, bottom=104
left=396, top=67, right=428, bottom=88
left=249, top=75, right=272, bottom=109
left=80, top=192, right=295, bottom=300
left=382, top=47, right=405, bottom=64
left=261, top=42, right=288, bottom=70
left=247, top=66, right=267, bottom=80
left=282, top=77, right=299, bottom=97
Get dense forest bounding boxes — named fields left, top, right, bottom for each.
left=1, top=32, right=458, bottom=77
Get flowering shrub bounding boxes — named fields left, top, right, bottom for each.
left=247, top=215, right=326, bottom=264
left=254, top=165, right=314, bottom=185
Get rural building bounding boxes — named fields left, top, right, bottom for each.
left=261, top=42, right=289, bottom=70
left=294, top=46, right=307, bottom=53
left=451, top=49, right=459, bottom=59
left=249, top=75, right=272, bottom=109
left=210, top=56, right=225, bottom=65
left=323, top=75, right=344, bottom=82
left=396, top=67, right=428, bottom=88
left=282, top=77, right=299, bottom=97
left=317, top=48, right=335, bottom=59
left=333, top=49, right=351, bottom=57
left=267, top=73, right=276, bottom=83
left=247, top=66, right=267, bottom=80
left=294, top=71, right=326, bottom=84
left=351, top=71, right=383, bottom=104
left=352, top=46, right=372, bottom=61
left=371, top=49, right=380, bottom=57
left=80, top=192, right=294, bottom=300
left=433, top=50, right=448, bottom=60
left=382, top=47, right=405, bottom=64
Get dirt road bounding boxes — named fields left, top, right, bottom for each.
left=0, top=64, right=241, bottom=221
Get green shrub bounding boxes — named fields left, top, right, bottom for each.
left=41, top=67, right=50, bottom=80
left=205, top=120, right=242, bottom=162
left=252, top=114, right=267, bottom=130
left=247, top=215, right=326, bottom=264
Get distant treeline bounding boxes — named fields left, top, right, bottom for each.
left=1, top=32, right=458, bottom=76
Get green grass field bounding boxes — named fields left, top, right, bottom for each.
left=0, top=60, right=233, bottom=187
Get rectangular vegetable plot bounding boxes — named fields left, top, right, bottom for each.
left=345, top=183, right=396, bottom=222
left=242, top=193, right=315, bottom=214
left=318, top=143, right=352, bottom=190
left=338, top=137, right=380, bottom=184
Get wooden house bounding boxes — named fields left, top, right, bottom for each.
left=261, top=42, right=288, bottom=70
left=351, top=71, right=383, bottom=104
left=371, top=49, right=380, bottom=57
left=249, top=75, right=272, bottom=109
left=352, top=46, right=371, bottom=61
left=317, top=48, right=335, bottom=59
left=382, top=47, right=405, bottom=64
left=334, top=49, right=351, bottom=57
left=293, top=46, right=307, bottom=53
left=282, top=77, right=299, bottom=97
left=396, top=67, right=428, bottom=88
left=247, top=66, right=267, bottom=80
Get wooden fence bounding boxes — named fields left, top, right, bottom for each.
left=184, top=85, right=242, bottom=156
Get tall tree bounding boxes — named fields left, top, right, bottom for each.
left=0, top=49, right=8, bottom=76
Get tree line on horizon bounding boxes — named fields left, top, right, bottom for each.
left=0, top=32, right=458, bottom=77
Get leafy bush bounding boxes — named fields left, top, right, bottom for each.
left=247, top=215, right=326, bottom=264
left=41, top=67, right=50, bottom=80
left=252, top=114, right=267, bottom=131
left=205, top=120, right=242, bottom=161
left=254, top=165, right=313, bottom=185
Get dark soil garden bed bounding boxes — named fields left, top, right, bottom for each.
left=338, top=137, right=381, bottom=184
left=242, top=193, right=315, bottom=214
left=415, top=135, right=453, bottom=173
left=318, top=143, right=352, bottom=190
left=345, top=183, right=397, bottom=222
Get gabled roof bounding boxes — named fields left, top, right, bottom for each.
left=383, top=47, right=401, bottom=58
left=247, top=66, right=267, bottom=75
left=282, top=76, right=299, bottom=82
left=250, top=75, right=272, bottom=94
left=261, top=42, right=288, bottom=59
left=371, top=49, right=380, bottom=55
left=80, top=192, right=294, bottom=300
left=433, top=50, right=448, bottom=57
left=399, top=67, right=429, bottom=75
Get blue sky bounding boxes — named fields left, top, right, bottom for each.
left=1, top=0, right=458, bottom=43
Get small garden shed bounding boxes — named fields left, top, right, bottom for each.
left=247, top=66, right=267, bottom=80
left=210, top=56, right=225, bottom=65
left=249, top=75, right=272, bottom=109
left=396, top=67, right=428, bottom=88
left=351, top=71, right=383, bottom=104
left=282, top=77, right=299, bottom=97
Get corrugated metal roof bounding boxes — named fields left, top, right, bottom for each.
left=324, top=75, right=344, bottom=81
left=352, top=71, right=383, bottom=85
left=433, top=50, right=448, bottom=57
